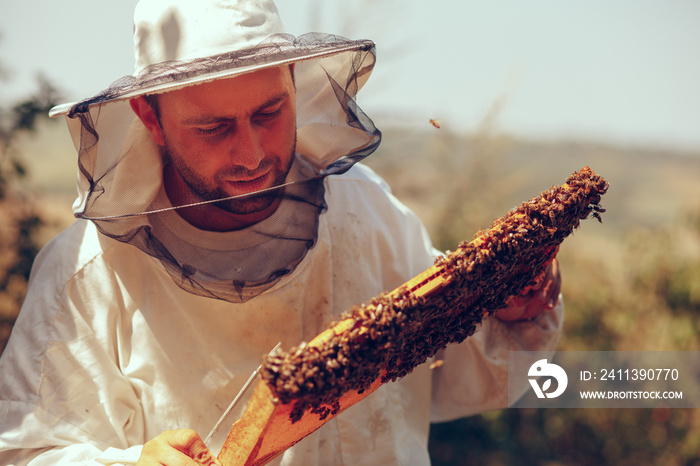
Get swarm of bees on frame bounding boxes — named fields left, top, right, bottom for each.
left=261, top=167, right=609, bottom=423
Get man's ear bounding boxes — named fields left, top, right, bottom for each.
left=130, top=96, right=165, bottom=146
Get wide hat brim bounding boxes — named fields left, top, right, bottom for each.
left=49, top=33, right=375, bottom=118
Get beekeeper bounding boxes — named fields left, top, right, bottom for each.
left=0, top=1, right=563, bottom=464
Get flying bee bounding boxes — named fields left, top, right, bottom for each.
left=429, top=359, right=444, bottom=370
left=429, top=118, right=441, bottom=129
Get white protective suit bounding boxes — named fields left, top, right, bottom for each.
left=0, top=160, right=563, bottom=465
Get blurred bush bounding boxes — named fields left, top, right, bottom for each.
left=0, top=75, right=60, bottom=354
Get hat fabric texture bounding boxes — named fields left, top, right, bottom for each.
left=51, top=0, right=381, bottom=302
left=133, top=0, right=286, bottom=74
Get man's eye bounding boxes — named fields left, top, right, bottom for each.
left=256, top=107, right=282, bottom=120
left=196, top=125, right=225, bottom=135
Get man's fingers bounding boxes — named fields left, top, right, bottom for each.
left=494, top=258, right=562, bottom=322
left=537, top=258, right=561, bottom=308
left=181, top=432, right=221, bottom=466
left=516, top=256, right=557, bottom=297
left=139, top=429, right=221, bottom=466
left=170, top=430, right=222, bottom=466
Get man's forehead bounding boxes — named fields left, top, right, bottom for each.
left=178, top=91, right=291, bottom=125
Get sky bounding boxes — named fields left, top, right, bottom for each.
left=1, top=0, right=699, bottom=151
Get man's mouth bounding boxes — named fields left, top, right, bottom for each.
left=223, top=169, right=274, bottom=195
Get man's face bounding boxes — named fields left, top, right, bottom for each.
left=153, top=66, right=297, bottom=216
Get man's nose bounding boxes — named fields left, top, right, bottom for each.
left=232, top=121, right=264, bottom=170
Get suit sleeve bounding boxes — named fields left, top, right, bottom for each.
left=0, top=231, right=145, bottom=465
left=430, top=297, right=564, bottom=422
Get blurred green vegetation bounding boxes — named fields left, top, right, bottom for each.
left=0, top=74, right=61, bottom=354
left=368, top=123, right=700, bottom=465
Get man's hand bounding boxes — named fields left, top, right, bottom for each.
left=137, top=429, right=222, bottom=466
left=494, top=258, right=561, bottom=322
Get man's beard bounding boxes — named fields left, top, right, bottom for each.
left=165, top=144, right=296, bottom=216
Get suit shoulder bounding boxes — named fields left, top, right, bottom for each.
left=329, top=163, right=392, bottom=193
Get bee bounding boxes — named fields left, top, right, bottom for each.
left=429, top=118, right=441, bottom=129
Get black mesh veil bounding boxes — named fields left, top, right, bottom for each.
left=52, top=33, right=381, bottom=302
